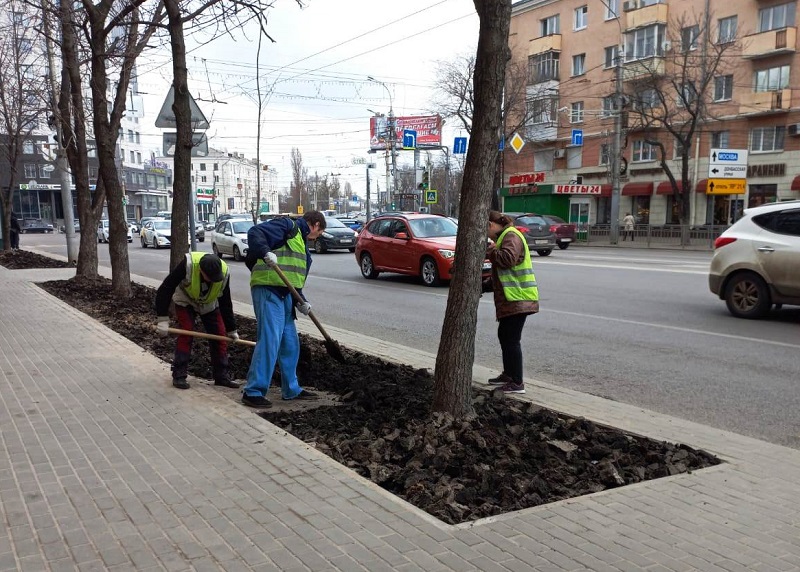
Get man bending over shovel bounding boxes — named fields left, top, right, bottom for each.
left=155, top=252, right=241, bottom=390
left=242, top=211, right=325, bottom=408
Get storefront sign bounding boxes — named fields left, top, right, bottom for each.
left=508, top=172, right=546, bottom=186
left=507, top=185, right=539, bottom=195
left=555, top=184, right=602, bottom=195
left=747, top=163, right=785, bottom=178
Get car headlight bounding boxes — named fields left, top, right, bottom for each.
left=241, top=238, right=248, bottom=245
left=437, top=249, right=455, bottom=259
left=321, top=232, right=333, bottom=239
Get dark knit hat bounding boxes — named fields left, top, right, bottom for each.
left=199, top=253, right=224, bottom=282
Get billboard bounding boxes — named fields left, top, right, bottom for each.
left=369, top=114, right=442, bottom=150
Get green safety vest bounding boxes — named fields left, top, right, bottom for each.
left=181, top=252, right=228, bottom=305
left=496, top=226, right=539, bottom=302
left=250, top=225, right=308, bottom=288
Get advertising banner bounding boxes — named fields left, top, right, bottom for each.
left=370, top=115, right=442, bottom=150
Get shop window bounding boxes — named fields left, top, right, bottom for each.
left=634, top=196, right=650, bottom=224
left=748, top=184, right=777, bottom=208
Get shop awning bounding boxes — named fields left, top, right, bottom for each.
left=695, top=179, right=708, bottom=193
left=622, top=182, right=654, bottom=196
left=656, top=181, right=685, bottom=195
left=792, top=176, right=800, bottom=191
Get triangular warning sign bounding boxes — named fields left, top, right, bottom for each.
left=155, top=86, right=209, bottom=129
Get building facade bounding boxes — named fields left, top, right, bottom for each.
left=507, top=0, right=800, bottom=227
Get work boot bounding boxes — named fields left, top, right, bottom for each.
left=242, top=394, right=272, bottom=408
left=488, top=373, right=513, bottom=386
left=284, top=389, right=318, bottom=401
left=214, top=377, right=242, bottom=389
left=172, top=377, right=190, bottom=390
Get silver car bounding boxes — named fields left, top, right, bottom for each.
left=212, top=218, right=254, bottom=261
left=709, top=200, right=800, bottom=318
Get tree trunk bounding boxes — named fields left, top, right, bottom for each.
left=432, top=0, right=511, bottom=418
left=165, top=0, right=191, bottom=270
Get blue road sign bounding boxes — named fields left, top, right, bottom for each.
left=571, top=129, right=583, bottom=146
left=403, top=129, right=417, bottom=149
left=453, top=137, right=467, bottom=154
left=499, top=138, right=505, bottom=151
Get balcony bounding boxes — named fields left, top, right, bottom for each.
left=739, top=89, right=792, bottom=114
left=742, top=27, right=797, bottom=59
left=622, top=56, right=665, bottom=82
left=528, top=34, right=561, bottom=56
left=625, top=2, right=668, bottom=31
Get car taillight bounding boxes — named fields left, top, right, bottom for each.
left=549, top=225, right=558, bottom=232
left=714, top=236, right=737, bottom=249
left=515, top=226, right=528, bottom=233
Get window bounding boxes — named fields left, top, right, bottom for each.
left=604, top=45, right=619, bottom=68
left=129, top=150, right=135, bottom=163
left=625, top=24, right=666, bottom=61
left=199, top=163, right=207, bottom=171
left=24, top=164, right=36, bottom=178
left=527, top=97, right=556, bottom=125
left=601, top=95, right=615, bottom=118
left=718, top=16, right=737, bottom=44
left=136, top=152, right=141, bottom=164
left=214, top=175, right=219, bottom=183
left=127, top=129, right=134, bottom=142
left=600, top=143, right=610, bottom=165
left=605, top=0, right=618, bottom=20
left=23, top=140, right=35, bottom=154
left=200, top=175, right=207, bottom=183
left=540, top=14, right=559, bottom=37
left=570, top=101, right=584, bottom=123
left=681, top=25, right=699, bottom=51
left=534, top=149, right=554, bottom=171
left=119, top=147, right=124, bottom=160
left=711, top=131, right=730, bottom=149
left=135, top=132, right=140, bottom=144
left=38, top=165, right=50, bottom=179
left=574, top=6, right=588, bottom=30
left=632, top=88, right=658, bottom=111
left=754, top=65, right=790, bottom=92
left=758, top=2, right=795, bottom=33
left=632, top=140, right=657, bottom=162
left=566, top=146, right=582, bottom=169
left=528, top=52, right=559, bottom=83
left=754, top=209, right=800, bottom=236
left=714, top=75, right=733, bottom=101
left=678, top=82, right=697, bottom=107
left=572, top=54, right=586, bottom=76
left=750, top=126, right=785, bottom=152
left=213, top=163, right=219, bottom=170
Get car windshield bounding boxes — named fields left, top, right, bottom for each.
left=153, top=221, right=171, bottom=230
left=232, top=221, right=254, bottom=234
left=516, top=216, right=548, bottom=227
left=408, top=217, right=458, bottom=238
left=325, top=217, right=347, bottom=228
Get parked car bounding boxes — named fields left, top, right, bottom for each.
left=200, top=219, right=216, bottom=232
left=355, top=213, right=492, bottom=287
left=505, top=213, right=557, bottom=256
left=140, top=219, right=174, bottom=249
left=708, top=200, right=800, bottom=319
left=194, top=223, right=205, bottom=243
left=59, top=219, right=81, bottom=233
left=540, top=214, right=576, bottom=250
left=309, top=217, right=358, bottom=253
left=335, top=216, right=364, bottom=233
left=127, top=219, right=140, bottom=234
left=20, top=219, right=54, bottom=234
left=212, top=218, right=254, bottom=261
left=97, top=219, right=133, bottom=243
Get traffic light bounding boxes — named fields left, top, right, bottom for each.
left=390, top=202, right=396, bottom=210
left=422, top=171, right=430, bottom=190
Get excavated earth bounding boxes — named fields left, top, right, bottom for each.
left=4, top=250, right=720, bottom=525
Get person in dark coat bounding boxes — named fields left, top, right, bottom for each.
left=9, top=212, right=20, bottom=249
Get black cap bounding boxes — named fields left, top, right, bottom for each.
left=199, top=254, right=224, bottom=282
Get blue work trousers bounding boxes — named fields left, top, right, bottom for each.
left=244, top=287, right=302, bottom=399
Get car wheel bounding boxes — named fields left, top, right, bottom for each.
left=537, top=249, right=552, bottom=256
left=212, top=244, right=223, bottom=258
left=141, top=236, right=147, bottom=248
left=725, top=272, right=771, bottom=319
left=233, top=245, right=243, bottom=262
left=420, top=257, right=441, bottom=287
left=558, top=242, right=569, bottom=250
left=314, top=240, right=326, bottom=254
left=360, top=253, right=379, bottom=279
left=198, top=237, right=204, bottom=243
left=152, top=237, right=159, bottom=250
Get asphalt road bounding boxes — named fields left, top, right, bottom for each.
left=29, top=232, right=800, bottom=449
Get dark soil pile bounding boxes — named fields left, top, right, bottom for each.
left=0, top=249, right=74, bottom=269
left=39, top=277, right=720, bottom=525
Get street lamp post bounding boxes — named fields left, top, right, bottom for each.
left=367, top=76, right=397, bottom=209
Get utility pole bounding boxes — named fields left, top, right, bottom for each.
left=41, top=1, right=78, bottom=263
left=609, top=44, right=624, bottom=245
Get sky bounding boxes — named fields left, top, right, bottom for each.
left=134, top=0, right=480, bottom=198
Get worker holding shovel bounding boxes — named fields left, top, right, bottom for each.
left=241, top=211, right=326, bottom=408
left=155, top=252, right=242, bottom=390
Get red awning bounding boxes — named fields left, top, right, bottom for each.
left=792, top=176, right=800, bottom=191
left=656, top=181, right=685, bottom=195
left=622, top=182, right=654, bottom=196
left=696, top=179, right=708, bottom=193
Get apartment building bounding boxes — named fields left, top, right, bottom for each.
left=506, top=0, right=800, bottom=227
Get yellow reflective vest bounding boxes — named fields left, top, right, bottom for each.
left=250, top=226, right=308, bottom=288
left=495, top=226, right=539, bottom=302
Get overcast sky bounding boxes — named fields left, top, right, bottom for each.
left=136, top=0, right=479, bottom=197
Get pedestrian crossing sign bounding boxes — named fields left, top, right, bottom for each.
left=425, top=190, right=437, bottom=204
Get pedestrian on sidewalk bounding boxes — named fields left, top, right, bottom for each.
left=622, top=212, right=635, bottom=241
left=9, top=212, right=20, bottom=250
left=485, top=210, right=539, bottom=394
left=155, top=252, right=241, bottom=390
left=241, top=211, right=326, bottom=408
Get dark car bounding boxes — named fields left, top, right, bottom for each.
left=308, top=216, right=358, bottom=253
left=504, top=213, right=557, bottom=256
left=21, top=219, right=54, bottom=233
left=541, top=214, right=577, bottom=250
left=335, top=217, right=364, bottom=233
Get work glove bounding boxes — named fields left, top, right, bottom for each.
left=264, top=252, right=278, bottom=268
left=227, top=330, right=240, bottom=341
left=156, top=316, right=169, bottom=337
left=296, top=301, right=312, bottom=316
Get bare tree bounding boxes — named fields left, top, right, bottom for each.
left=0, top=3, right=48, bottom=251
left=288, top=147, right=304, bottom=213
left=432, top=0, right=511, bottom=418
left=624, top=13, right=738, bottom=237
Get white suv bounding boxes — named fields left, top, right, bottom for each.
left=709, top=200, right=800, bottom=318
left=212, top=218, right=254, bottom=261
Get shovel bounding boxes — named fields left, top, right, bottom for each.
left=164, top=327, right=256, bottom=347
left=270, top=265, right=347, bottom=364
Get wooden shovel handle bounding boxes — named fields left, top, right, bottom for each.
left=165, top=327, right=256, bottom=347
left=270, top=264, right=335, bottom=343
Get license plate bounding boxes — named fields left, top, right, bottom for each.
left=534, top=239, right=549, bottom=245
left=340, top=239, right=353, bottom=244
left=561, top=238, right=572, bottom=242
left=482, top=262, right=492, bottom=270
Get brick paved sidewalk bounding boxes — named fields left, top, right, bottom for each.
left=1, top=263, right=799, bottom=572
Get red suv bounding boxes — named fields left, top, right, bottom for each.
left=355, top=214, right=491, bottom=286
left=541, top=214, right=577, bottom=250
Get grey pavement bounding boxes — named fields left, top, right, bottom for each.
left=1, top=256, right=799, bottom=572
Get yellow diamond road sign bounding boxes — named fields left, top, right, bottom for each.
left=509, top=132, right=525, bottom=154
left=707, top=179, right=746, bottom=195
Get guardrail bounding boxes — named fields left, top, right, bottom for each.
left=576, top=224, right=729, bottom=250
